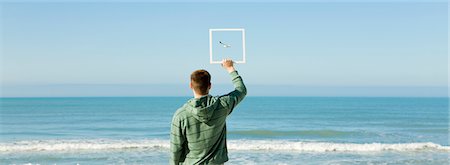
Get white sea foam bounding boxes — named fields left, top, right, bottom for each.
left=0, top=139, right=169, bottom=152
left=0, top=139, right=448, bottom=153
left=227, top=140, right=450, bottom=152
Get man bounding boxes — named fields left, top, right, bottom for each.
left=170, top=59, right=247, bottom=165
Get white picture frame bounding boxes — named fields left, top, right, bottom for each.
left=209, top=28, right=246, bottom=64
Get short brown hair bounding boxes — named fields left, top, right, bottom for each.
left=190, top=69, right=211, bottom=95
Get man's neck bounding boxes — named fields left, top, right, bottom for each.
left=194, top=93, right=208, bottom=99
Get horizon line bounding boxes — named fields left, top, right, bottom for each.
left=1, top=95, right=448, bottom=99
left=1, top=83, right=447, bottom=87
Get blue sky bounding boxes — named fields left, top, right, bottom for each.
left=0, top=1, right=448, bottom=97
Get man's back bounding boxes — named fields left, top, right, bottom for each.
left=170, top=62, right=246, bottom=165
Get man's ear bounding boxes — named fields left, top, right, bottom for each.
left=208, top=83, right=211, bottom=90
left=190, top=82, right=193, bottom=89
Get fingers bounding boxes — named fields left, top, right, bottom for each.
left=221, top=59, right=226, bottom=66
left=222, top=58, right=233, bottom=63
left=221, top=59, right=234, bottom=67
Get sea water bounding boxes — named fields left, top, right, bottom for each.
left=0, top=97, right=448, bottom=164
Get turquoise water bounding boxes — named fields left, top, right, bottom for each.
left=0, top=97, right=448, bottom=164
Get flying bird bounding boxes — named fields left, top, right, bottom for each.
left=219, top=41, right=231, bottom=48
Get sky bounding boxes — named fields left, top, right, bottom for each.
left=0, top=0, right=448, bottom=97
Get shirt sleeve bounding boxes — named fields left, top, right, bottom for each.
left=220, top=70, right=247, bottom=115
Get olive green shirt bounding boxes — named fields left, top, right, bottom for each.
left=170, top=71, right=247, bottom=165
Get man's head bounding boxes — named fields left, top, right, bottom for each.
left=190, top=69, right=211, bottom=96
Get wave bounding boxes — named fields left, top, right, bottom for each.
left=0, top=139, right=448, bottom=153
left=227, top=140, right=450, bottom=152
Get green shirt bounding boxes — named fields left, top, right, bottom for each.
left=170, top=71, right=247, bottom=165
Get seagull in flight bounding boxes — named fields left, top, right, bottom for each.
left=219, top=41, right=231, bottom=48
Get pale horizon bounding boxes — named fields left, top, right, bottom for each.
left=1, top=83, right=446, bottom=97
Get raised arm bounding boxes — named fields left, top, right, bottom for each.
left=220, top=59, right=247, bottom=114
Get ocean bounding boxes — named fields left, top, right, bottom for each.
left=0, top=97, right=448, bottom=165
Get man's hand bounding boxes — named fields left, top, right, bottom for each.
left=221, top=59, right=236, bottom=73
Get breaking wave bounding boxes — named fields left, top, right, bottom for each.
left=1, top=139, right=448, bottom=153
